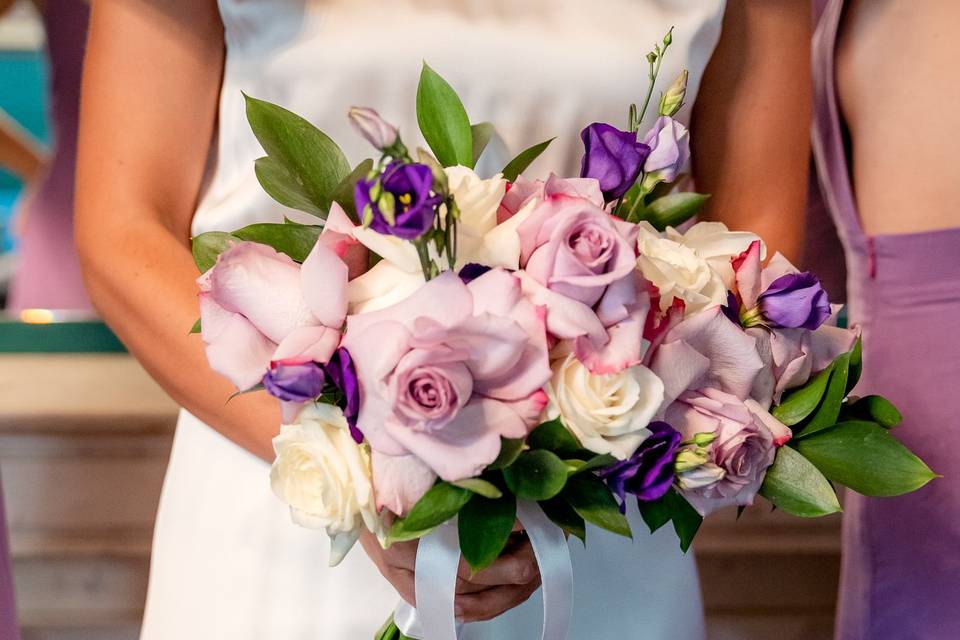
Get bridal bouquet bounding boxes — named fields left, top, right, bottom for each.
left=191, top=31, right=935, bottom=640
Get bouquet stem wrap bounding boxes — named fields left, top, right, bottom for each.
left=394, top=501, right=573, bottom=640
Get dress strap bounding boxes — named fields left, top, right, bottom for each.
left=811, top=0, right=868, bottom=255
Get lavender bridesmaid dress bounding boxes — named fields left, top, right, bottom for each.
left=0, top=477, right=18, bottom=640
left=812, top=1, right=960, bottom=638
left=5, top=0, right=91, bottom=313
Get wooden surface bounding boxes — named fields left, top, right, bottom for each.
left=0, top=353, right=842, bottom=639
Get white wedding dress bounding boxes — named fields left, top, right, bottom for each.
left=141, top=1, right=725, bottom=638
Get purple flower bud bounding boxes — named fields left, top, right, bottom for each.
left=758, top=272, right=831, bottom=330
left=579, top=122, right=651, bottom=202
left=457, top=263, right=492, bottom=284
left=263, top=360, right=325, bottom=403
left=325, top=348, right=363, bottom=443
left=354, top=162, right=441, bottom=240
left=641, top=116, right=690, bottom=183
left=348, top=106, right=399, bottom=151
left=598, top=421, right=682, bottom=511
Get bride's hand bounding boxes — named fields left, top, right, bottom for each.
left=359, top=530, right=541, bottom=623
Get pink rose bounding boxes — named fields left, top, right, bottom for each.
left=667, top=388, right=790, bottom=516
left=198, top=239, right=348, bottom=393
left=648, top=306, right=765, bottom=408
left=497, top=174, right=604, bottom=223
left=342, top=269, right=550, bottom=482
left=518, top=195, right=638, bottom=308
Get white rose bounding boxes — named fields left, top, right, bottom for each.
left=270, top=403, right=382, bottom=566
left=636, top=221, right=761, bottom=314
left=546, top=353, right=665, bottom=459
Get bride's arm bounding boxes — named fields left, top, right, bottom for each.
left=691, top=0, right=813, bottom=262
left=75, top=0, right=279, bottom=460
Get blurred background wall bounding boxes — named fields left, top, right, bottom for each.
left=0, top=3, right=843, bottom=639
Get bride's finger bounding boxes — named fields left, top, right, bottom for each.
left=455, top=578, right=542, bottom=622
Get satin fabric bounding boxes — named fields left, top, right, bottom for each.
left=812, top=2, right=960, bottom=638
left=143, top=2, right=725, bottom=638
left=0, top=475, right=18, bottom=640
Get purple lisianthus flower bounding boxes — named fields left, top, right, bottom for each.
left=721, top=290, right=740, bottom=325
left=599, top=421, right=682, bottom=511
left=263, top=360, right=325, bottom=403
left=325, top=347, right=363, bottom=443
left=354, top=162, right=441, bottom=240
left=641, top=116, right=690, bottom=183
left=579, top=122, right=651, bottom=202
left=758, top=272, right=831, bottom=330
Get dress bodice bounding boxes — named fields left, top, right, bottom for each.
left=194, top=0, right=725, bottom=234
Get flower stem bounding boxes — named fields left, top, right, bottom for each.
left=637, top=27, right=674, bottom=127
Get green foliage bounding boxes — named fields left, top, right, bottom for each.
left=846, top=336, right=863, bottom=393
left=799, top=351, right=851, bottom=436
left=245, top=94, right=350, bottom=216
left=470, top=122, right=496, bottom=167
left=628, top=192, right=709, bottom=229
left=458, top=493, right=516, bottom=573
left=539, top=497, right=586, bottom=543
left=189, top=319, right=202, bottom=334
left=489, top=437, right=525, bottom=470
left=759, top=445, right=842, bottom=517
left=503, top=450, right=569, bottom=501
left=562, top=474, right=631, bottom=538
left=638, top=489, right=702, bottom=552
left=331, top=159, right=374, bottom=222
left=191, top=231, right=239, bottom=273
left=796, top=421, right=937, bottom=497
left=527, top=418, right=582, bottom=457
left=416, top=63, right=473, bottom=167
left=772, top=364, right=833, bottom=426
left=844, top=395, right=903, bottom=429
left=501, top=138, right=555, bottom=182
left=450, top=478, right=503, bottom=499
left=232, top=222, right=321, bottom=263
left=386, top=482, right=471, bottom=544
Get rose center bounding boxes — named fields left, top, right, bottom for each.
left=568, top=223, right=614, bottom=272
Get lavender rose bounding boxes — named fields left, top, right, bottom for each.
left=263, top=360, right=325, bottom=403
left=641, top=116, right=690, bottom=184
left=666, top=388, right=791, bottom=516
left=599, top=421, right=682, bottom=510
left=354, top=162, right=440, bottom=240
left=579, top=122, right=651, bottom=201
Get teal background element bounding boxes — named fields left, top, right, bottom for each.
left=0, top=48, right=49, bottom=250
left=0, top=320, right=125, bottom=353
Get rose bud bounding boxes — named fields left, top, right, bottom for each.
left=579, top=122, right=651, bottom=202
left=641, top=116, right=690, bottom=186
left=263, top=360, right=325, bottom=403
left=354, top=162, right=441, bottom=240
left=757, top=272, right=831, bottom=330
left=348, top=106, right=399, bottom=151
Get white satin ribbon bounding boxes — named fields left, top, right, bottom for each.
left=394, top=501, right=573, bottom=640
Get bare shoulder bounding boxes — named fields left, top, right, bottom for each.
left=837, top=0, right=960, bottom=235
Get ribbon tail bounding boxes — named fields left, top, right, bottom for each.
left=517, top=501, right=574, bottom=640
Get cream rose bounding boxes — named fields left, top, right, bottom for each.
left=546, top=352, right=665, bottom=459
left=270, top=404, right=382, bottom=566
left=636, top=221, right=761, bottom=314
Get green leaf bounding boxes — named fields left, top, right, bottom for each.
left=847, top=336, right=863, bottom=393
left=501, top=138, right=555, bottom=182
left=232, top=223, right=321, bottom=263
left=638, top=495, right=673, bottom=533
left=489, top=437, right=526, bottom=470
left=798, top=352, right=851, bottom=437
left=245, top=93, right=350, bottom=215
left=796, top=420, right=937, bottom=497
left=527, top=418, right=582, bottom=457
left=416, top=63, right=473, bottom=167
left=643, top=193, right=710, bottom=231
left=772, top=363, right=834, bottom=426
left=503, top=450, right=569, bottom=501
left=759, top=445, right=842, bottom=517
left=562, top=474, right=631, bottom=538
left=470, top=122, right=496, bottom=168
left=458, top=493, right=516, bottom=573
left=574, top=453, right=617, bottom=474
left=331, top=159, right=374, bottom=222
left=539, top=497, right=586, bottom=543
left=189, top=318, right=202, bottom=334
left=191, top=231, right=239, bottom=273
left=375, top=615, right=400, bottom=640
left=253, top=156, right=326, bottom=218
left=451, top=478, right=503, bottom=499
left=395, top=482, right=471, bottom=533
left=664, top=490, right=702, bottom=553
left=845, top=395, right=903, bottom=429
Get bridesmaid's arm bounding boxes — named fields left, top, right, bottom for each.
left=691, top=0, right=812, bottom=262
left=75, top=0, right=280, bottom=461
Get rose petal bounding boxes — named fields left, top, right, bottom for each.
left=371, top=452, right=437, bottom=516
left=300, top=241, right=349, bottom=328
left=199, top=293, right=276, bottom=390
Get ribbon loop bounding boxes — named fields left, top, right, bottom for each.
left=394, top=501, right=573, bottom=640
